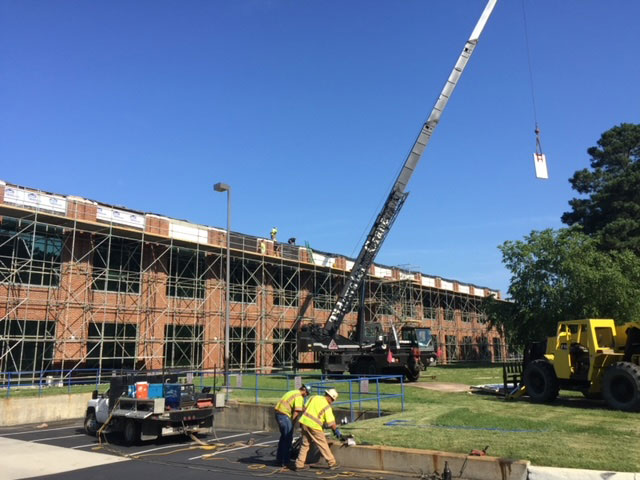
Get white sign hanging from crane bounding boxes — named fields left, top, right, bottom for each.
left=533, top=153, right=549, bottom=179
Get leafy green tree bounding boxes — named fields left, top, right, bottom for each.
left=484, top=228, right=640, bottom=346
left=562, top=123, right=640, bottom=254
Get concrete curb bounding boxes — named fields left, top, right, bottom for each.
left=330, top=442, right=529, bottom=480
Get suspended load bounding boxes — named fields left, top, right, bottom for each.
left=532, top=125, right=548, bottom=179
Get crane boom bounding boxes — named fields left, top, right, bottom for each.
left=323, top=0, right=498, bottom=338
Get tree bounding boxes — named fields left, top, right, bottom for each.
left=484, top=228, right=640, bottom=346
left=562, top=123, right=640, bottom=254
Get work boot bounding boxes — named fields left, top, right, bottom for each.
left=292, top=464, right=309, bottom=471
left=328, top=463, right=340, bottom=470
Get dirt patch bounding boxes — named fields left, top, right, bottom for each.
left=409, top=382, right=470, bottom=393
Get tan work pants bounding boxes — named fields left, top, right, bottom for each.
left=295, top=424, right=336, bottom=468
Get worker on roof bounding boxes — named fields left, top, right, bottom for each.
left=274, top=384, right=309, bottom=467
left=270, top=227, right=278, bottom=242
left=294, top=388, right=342, bottom=471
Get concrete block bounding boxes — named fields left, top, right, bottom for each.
left=0, top=393, right=92, bottom=427
left=331, top=443, right=529, bottom=480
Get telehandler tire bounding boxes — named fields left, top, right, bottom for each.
left=523, top=359, right=559, bottom=403
left=602, top=361, right=640, bottom=412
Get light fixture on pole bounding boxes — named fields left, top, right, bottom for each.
left=213, top=182, right=231, bottom=393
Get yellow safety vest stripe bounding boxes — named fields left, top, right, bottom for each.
left=275, top=391, right=303, bottom=417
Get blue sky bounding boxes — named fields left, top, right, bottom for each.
left=1, top=0, right=639, bottom=296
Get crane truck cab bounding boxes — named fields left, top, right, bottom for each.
left=400, top=325, right=437, bottom=367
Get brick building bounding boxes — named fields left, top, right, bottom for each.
left=0, top=180, right=505, bottom=377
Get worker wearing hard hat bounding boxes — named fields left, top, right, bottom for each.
left=294, top=388, right=342, bottom=471
left=274, top=384, right=310, bottom=467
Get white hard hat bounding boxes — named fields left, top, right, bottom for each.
left=325, top=388, right=338, bottom=401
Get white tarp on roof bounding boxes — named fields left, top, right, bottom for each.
left=97, top=206, right=145, bottom=229
left=440, top=280, right=454, bottom=291
left=169, top=221, right=208, bottom=244
left=399, top=272, right=415, bottom=281
left=458, top=285, right=470, bottom=294
left=313, top=252, right=336, bottom=268
left=421, top=276, right=436, bottom=287
left=373, top=266, right=392, bottom=278
left=4, top=187, right=67, bottom=214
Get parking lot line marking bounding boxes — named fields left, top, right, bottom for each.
left=188, top=439, right=279, bottom=461
left=32, top=434, right=86, bottom=442
left=0, top=425, right=82, bottom=437
left=133, top=430, right=265, bottom=456
left=71, top=443, right=99, bottom=449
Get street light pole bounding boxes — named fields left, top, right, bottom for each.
left=213, top=182, right=231, bottom=394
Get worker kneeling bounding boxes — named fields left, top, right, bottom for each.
left=274, top=384, right=309, bottom=466
left=294, top=388, right=342, bottom=471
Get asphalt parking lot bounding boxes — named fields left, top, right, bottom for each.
left=0, top=420, right=401, bottom=480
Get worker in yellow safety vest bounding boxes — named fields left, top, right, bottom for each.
left=274, top=384, right=309, bottom=466
left=294, top=388, right=342, bottom=471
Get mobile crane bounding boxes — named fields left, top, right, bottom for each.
left=296, top=0, right=498, bottom=381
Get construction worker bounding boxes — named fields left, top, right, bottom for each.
left=274, top=384, right=309, bottom=467
left=270, top=227, right=278, bottom=242
left=294, top=388, right=342, bottom=471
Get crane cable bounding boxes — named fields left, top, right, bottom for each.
left=521, top=0, right=543, bottom=157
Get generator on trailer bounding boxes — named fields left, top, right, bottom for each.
left=296, top=0, right=498, bottom=382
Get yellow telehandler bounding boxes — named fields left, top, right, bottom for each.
left=521, top=319, right=640, bottom=411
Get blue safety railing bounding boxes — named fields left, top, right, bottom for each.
left=1, top=368, right=404, bottom=420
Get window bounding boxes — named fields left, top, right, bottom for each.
left=272, top=266, right=299, bottom=308
left=166, top=247, right=206, bottom=298
left=461, top=336, right=473, bottom=359
left=230, top=327, right=256, bottom=369
left=86, top=322, right=137, bottom=369
left=401, top=328, right=433, bottom=349
left=492, top=337, right=503, bottom=362
left=229, top=259, right=259, bottom=304
left=445, top=335, right=458, bottom=361
left=313, top=272, right=334, bottom=311
left=595, top=327, right=614, bottom=348
left=0, top=218, right=63, bottom=287
left=164, top=325, right=203, bottom=368
left=92, top=236, right=141, bottom=294
left=273, top=328, right=296, bottom=368
left=0, top=319, right=56, bottom=373
left=444, top=309, right=455, bottom=322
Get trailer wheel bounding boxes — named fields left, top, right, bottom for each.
left=602, top=362, right=640, bottom=412
left=84, top=410, right=99, bottom=436
left=523, top=359, right=559, bottom=403
left=123, top=419, right=141, bottom=445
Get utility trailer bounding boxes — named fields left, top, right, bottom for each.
left=84, top=373, right=215, bottom=444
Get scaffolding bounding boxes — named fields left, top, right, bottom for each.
left=0, top=183, right=507, bottom=381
